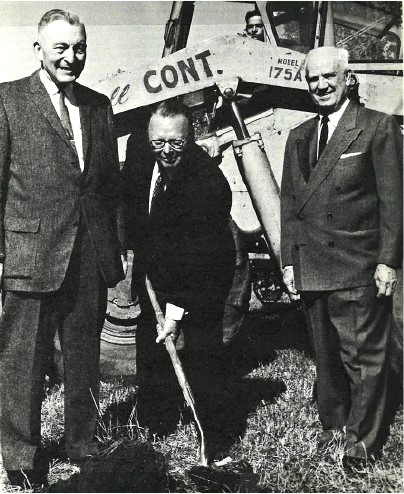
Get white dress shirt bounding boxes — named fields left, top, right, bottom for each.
left=316, top=98, right=350, bottom=158
left=39, top=70, right=84, bottom=171
left=149, top=162, right=185, bottom=321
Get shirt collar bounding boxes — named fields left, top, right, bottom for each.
left=319, top=98, right=350, bottom=128
left=39, top=69, right=74, bottom=100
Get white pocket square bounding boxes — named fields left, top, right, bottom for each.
left=340, top=152, right=363, bottom=159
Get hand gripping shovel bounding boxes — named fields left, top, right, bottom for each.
left=145, top=276, right=209, bottom=466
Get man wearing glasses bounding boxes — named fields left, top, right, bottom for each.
left=122, top=99, right=235, bottom=464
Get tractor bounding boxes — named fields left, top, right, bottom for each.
left=91, top=1, right=402, bottom=376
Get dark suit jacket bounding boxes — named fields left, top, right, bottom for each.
left=123, top=137, right=235, bottom=313
left=281, top=101, right=403, bottom=292
left=0, top=70, right=124, bottom=292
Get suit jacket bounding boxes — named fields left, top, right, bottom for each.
left=123, top=137, right=235, bottom=312
left=281, top=101, right=403, bottom=292
left=0, top=70, right=124, bottom=292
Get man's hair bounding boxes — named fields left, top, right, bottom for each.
left=245, top=9, right=262, bottom=24
left=304, top=47, right=350, bottom=76
left=38, top=9, right=83, bottom=33
left=150, top=99, right=193, bottom=134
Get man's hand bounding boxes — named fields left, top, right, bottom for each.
left=283, top=265, right=300, bottom=301
left=121, top=254, right=128, bottom=277
left=156, top=318, right=180, bottom=344
left=374, top=263, right=397, bottom=298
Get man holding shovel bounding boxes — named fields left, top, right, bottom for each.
left=123, top=99, right=235, bottom=464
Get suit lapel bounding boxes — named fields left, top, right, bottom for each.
left=29, top=70, right=72, bottom=148
left=296, top=102, right=362, bottom=212
left=295, top=118, right=318, bottom=183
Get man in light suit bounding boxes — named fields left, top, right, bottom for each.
left=123, top=99, right=235, bottom=464
left=0, top=9, right=125, bottom=488
left=281, top=47, right=402, bottom=469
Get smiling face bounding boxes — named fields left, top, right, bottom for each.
left=305, top=50, right=350, bottom=115
left=35, top=19, right=87, bottom=86
left=148, top=113, right=190, bottom=173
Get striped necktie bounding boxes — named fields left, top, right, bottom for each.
left=150, top=174, right=164, bottom=215
left=59, top=90, right=75, bottom=141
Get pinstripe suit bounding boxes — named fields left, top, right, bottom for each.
left=0, top=70, right=124, bottom=470
left=281, top=101, right=402, bottom=459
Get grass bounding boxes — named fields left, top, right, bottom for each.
left=0, top=306, right=402, bottom=493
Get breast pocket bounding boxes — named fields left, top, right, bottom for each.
left=335, top=154, right=367, bottom=192
left=4, top=218, right=41, bottom=278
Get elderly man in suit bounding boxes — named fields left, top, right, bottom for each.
left=281, top=47, right=402, bottom=469
left=0, top=9, right=124, bottom=488
left=123, top=99, right=235, bottom=464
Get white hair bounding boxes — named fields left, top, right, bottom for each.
left=304, top=47, right=350, bottom=75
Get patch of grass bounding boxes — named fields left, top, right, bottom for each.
left=0, top=312, right=402, bottom=493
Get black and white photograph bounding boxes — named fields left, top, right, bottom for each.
left=0, top=1, right=402, bottom=492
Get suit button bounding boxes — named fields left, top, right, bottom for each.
left=335, top=186, right=342, bottom=193
left=327, top=213, right=333, bottom=220
left=328, top=241, right=335, bottom=248
left=292, top=194, right=296, bottom=200
left=72, top=220, right=79, bottom=227
left=295, top=244, right=300, bottom=251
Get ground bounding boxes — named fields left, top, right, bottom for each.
left=0, top=304, right=402, bottom=493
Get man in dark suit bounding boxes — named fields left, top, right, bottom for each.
left=123, top=99, right=235, bottom=464
left=0, top=9, right=125, bottom=488
left=281, top=47, right=402, bottom=469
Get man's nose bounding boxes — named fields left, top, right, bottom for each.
left=163, top=142, right=172, bottom=153
left=252, top=25, right=258, bottom=32
left=64, top=47, right=75, bottom=63
left=318, top=75, right=328, bottom=90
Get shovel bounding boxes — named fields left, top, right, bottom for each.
left=145, top=276, right=209, bottom=465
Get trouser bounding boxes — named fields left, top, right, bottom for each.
left=302, top=285, right=392, bottom=459
left=0, top=227, right=107, bottom=470
left=134, top=277, right=230, bottom=454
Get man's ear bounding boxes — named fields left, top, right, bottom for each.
left=344, top=69, right=353, bottom=86
left=33, top=41, right=43, bottom=63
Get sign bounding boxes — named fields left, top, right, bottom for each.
left=95, top=35, right=307, bottom=113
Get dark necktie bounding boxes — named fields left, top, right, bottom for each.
left=317, top=115, right=329, bottom=161
left=149, top=174, right=164, bottom=215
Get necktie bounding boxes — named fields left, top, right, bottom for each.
left=317, top=115, right=329, bottom=161
left=149, top=174, right=164, bottom=215
left=59, top=90, right=74, bottom=141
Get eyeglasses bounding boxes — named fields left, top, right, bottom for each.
left=149, top=137, right=189, bottom=151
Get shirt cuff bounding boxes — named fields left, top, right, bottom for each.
left=166, top=303, right=185, bottom=321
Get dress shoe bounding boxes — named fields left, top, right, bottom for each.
left=66, top=439, right=102, bottom=461
left=7, top=469, right=48, bottom=491
left=342, top=455, right=371, bottom=473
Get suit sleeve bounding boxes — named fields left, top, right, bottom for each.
left=280, top=133, right=298, bottom=268
left=177, top=171, right=233, bottom=308
left=156, top=163, right=235, bottom=311
left=121, top=126, right=149, bottom=253
left=371, top=114, right=403, bottom=267
left=105, top=101, right=126, bottom=253
left=0, top=94, right=10, bottom=260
